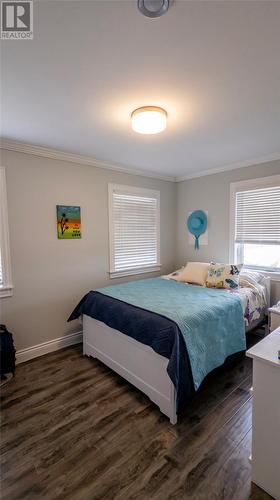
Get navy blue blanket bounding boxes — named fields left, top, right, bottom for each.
left=68, top=291, right=194, bottom=410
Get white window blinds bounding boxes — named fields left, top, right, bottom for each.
left=0, top=167, right=13, bottom=297
left=235, top=185, right=280, bottom=245
left=109, top=184, right=160, bottom=277
left=0, top=250, right=3, bottom=286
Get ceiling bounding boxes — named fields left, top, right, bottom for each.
left=1, top=0, right=280, bottom=179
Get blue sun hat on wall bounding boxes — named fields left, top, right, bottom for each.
left=187, top=210, right=208, bottom=250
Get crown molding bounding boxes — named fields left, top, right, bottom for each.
left=1, top=138, right=279, bottom=183
left=0, top=138, right=175, bottom=182
left=175, top=153, right=280, bottom=182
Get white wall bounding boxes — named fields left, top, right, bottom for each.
left=0, top=149, right=176, bottom=351
left=176, top=159, right=280, bottom=304
left=1, top=150, right=279, bottom=353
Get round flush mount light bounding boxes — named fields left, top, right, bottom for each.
left=138, top=0, right=170, bottom=18
left=131, top=106, right=167, bottom=134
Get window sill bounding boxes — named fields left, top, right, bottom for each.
left=109, top=265, right=161, bottom=279
left=0, top=285, right=14, bottom=298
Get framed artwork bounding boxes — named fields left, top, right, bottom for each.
left=56, top=205, right=81, bottom=239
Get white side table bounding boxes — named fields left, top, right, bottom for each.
left=268, top=306, right=280, bottom=333
left=246, top=328, right=280, bottom=500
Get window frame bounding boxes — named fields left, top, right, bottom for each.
left=0, top=167, right=13, bottom=298
left=108, top=183, right=161, bottom=279
left=229, top=174, right=280, bottom=277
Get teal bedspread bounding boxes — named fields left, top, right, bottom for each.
left=96, top=277, right=246, bottom=390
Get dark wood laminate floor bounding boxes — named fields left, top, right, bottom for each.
left=1, top=342, right=273, bottom=500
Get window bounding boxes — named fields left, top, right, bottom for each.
left=230, top=175, right=280, bottom=272
left=0, top=167, right=13, bottom=297
left=108, top=184, right=160, bottom=278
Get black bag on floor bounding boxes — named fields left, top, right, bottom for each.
left=0, top=324, right=16, bottom=378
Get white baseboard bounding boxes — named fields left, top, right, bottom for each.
left=16, top=331, right=83, bottom=364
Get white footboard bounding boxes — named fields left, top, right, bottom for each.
left=83, top=314, right=177, bottom=424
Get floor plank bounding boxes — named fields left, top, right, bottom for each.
left=0, top=344, right=273, bottom=500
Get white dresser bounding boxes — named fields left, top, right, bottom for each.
left=247, top=328, right=280, bottom=500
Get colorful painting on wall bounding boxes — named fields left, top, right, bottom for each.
left=56, top=205, right=81, bottom=239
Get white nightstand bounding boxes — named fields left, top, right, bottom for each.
left=268, top=306, right=280, bottom=332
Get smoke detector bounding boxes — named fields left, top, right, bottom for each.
left=138, top=0, right=170, bottom=18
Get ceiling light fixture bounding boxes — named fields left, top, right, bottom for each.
left=137, top=0, right=170, bottom=18
left=131, top=106, right=167, bottom=134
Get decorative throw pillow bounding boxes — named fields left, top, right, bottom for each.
left=175, top=262, right=210, bottom=286
left=206, top=263, right=242, bottom=290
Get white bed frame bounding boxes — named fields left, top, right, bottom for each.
left=83, top=277, right=270, bottom=425
left=83, top=314, right=177, bottom=424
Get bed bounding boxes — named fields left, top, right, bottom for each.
left=69, top=272, right=269, bottom=424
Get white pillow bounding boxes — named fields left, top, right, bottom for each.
left=175, top=262, right=210, bottom=286
left=240, top=270, right=263, bottom=284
